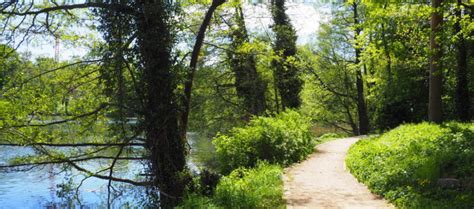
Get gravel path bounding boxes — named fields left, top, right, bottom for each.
left=284, top=137, right=394, bottom=209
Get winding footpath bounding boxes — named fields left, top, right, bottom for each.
left=284, top=137, right=394, bottom=209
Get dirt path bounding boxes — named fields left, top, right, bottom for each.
left=284, top=137, right=393, bottom=209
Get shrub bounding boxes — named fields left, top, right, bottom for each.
left=346, top=122, right=474, bottom=209
left=213, top=163, right=284, bottom=208
left=178, top=163, right=284, bottom=209
left=175, top=194, right=220, bottom=209
left=213, top=110, right=314, bottom=173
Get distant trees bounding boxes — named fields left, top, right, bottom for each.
left=302, top=1, right=370, bottom=135
left=302, top=0, right=472, bottom=134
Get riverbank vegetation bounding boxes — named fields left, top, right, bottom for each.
left=346, top=123, right=474, bottom=208
left=214, top=110, right=314, bottom=173
left=179, top=110, right=314, bottom=208
left=179, top=163, right=284, bottom=209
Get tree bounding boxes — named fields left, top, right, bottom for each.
left=270, top=0, right=302, bottom=110
left=351, top=1, right=370, bottom=134
left=454, top=0, right=470, bottom=121
left=0, top=1, right=226, bottom=207
left=227, top=2, right=267, bottom=117
left=429, top=0, right=443, bottom=123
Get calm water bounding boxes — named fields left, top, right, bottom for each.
left=0, top=134, right=215, bottom=209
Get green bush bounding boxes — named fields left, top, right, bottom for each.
left=175, top=194, right=220, bottom=209
left=346, top=122, right=474, bottom=209
left=178, top=163, right=284, bottom=209
left=213, top=110, right=314, bottom=173
left=213, top=163, right=284, bottom=208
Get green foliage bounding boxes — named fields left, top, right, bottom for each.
left=178, top=163, right=284, bottom=209
left=302, top=2, right=473, bottom=132
left=176, top=194, right=220, bottom=209
left=317, top=132, right=348, bottom=144
left=213, top=163, right=284, bottom=208
left=213, top=110, right=314, bottom=173
left=346, top=123, right=474, bottom=208
left=181, top=110, right=313, bottom=208
left=270, top=0, right=302, bottom=109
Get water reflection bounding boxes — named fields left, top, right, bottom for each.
left=0, top=133, right=215, bottom=209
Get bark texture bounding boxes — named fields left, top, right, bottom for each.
left=429, top=0, right=443, bottom=123
left=353, top=2, right=369, bottom=135
left=135, top=2, right=186, bottom=207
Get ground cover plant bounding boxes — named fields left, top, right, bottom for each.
left=346, top=123, right=474, bottom=208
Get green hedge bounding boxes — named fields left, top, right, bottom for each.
left=178, top=163, right=284, bottom=209
left=346, top=122, right=474, bottom=209
left=213, top=110, right=314, bottom=173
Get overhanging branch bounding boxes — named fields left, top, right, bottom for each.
left=0, top=3, right=139, bottom=16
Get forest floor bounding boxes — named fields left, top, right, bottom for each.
left=283, top=137, right=394, bottom=209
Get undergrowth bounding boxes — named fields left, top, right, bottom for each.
left=177, top=163, right=284, bottom=209
left=177, top=110, right=314, bottom=208
left=346, top=122, right=474, bottom=209
left=213, top=110, right=314, bottom=173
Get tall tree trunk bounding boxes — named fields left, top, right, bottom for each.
left=353, top=2, right=369, bottom=135
left=228, top=4, right=266, bottom=117
left=182, top=0, right=226, bottom=137
left=271, top=0, right=302, bottom=110
left=429, top=0, right=443, bottom=123
left=381, top=23, right=392, bottom=84
left=454, top=0, right=470, bottom=121
left=135, top=2, right=186, bottom=208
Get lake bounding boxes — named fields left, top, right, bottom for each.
left=0, top=133, right=216, bottom=209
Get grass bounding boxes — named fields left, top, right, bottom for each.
left=346, top=122, right=474, bottom=209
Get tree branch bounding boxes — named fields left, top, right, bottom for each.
left=9, top=103, right=108, bottom=128
left=0, top=3, right=138, bottom=16
left=0, top=142, right=145, bottom=147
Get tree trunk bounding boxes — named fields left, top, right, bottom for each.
left=182, top=0, right=226, bottom=137
left=429, top=0, right=443, bottom=123
left=454, top=0, right=470, bottom=121
left=381, top=23, right=392, bottom=84
left=135, top=2, right=186, bottom=208
left=353, top=2, right=369, bottom=135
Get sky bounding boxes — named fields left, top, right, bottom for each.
left=17, top=2, right=332, bottom=60
left=244, top=2, right=332, bottom=43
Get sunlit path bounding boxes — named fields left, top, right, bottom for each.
left=284, top=137, right=393, bottom=209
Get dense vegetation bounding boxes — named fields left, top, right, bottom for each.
left=178, top=110, right=314, bottom=208
left=213, top=110, right=314, bottom=173
left=179, top=163, right=284, bottom=209
left=346, top=123, right=474, bottom=208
